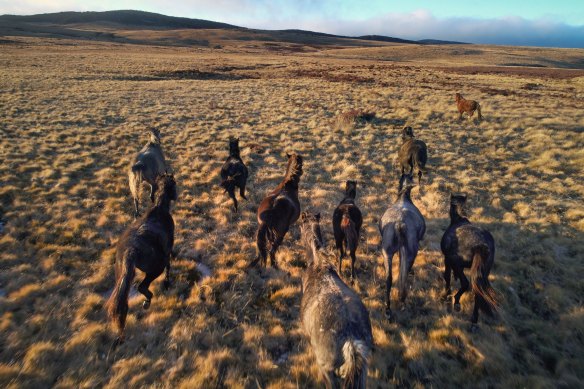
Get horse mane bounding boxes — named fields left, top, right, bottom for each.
left=284, top=154, right=302, bottom=184
left=300, top=215, right=324, bottom=267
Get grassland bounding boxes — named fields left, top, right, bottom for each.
left=0, top=36, right=583, bottom=388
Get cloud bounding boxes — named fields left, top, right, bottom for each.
left=247, top=10, right=584, bottom=48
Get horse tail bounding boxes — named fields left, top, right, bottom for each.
left=106, top=251, right=136, bottom=341
left=412, top=147, right=426, bottom=173
left=341, top=211, right=358, bottom=254
left=340, top=340, right=370, bottom=389
left=396, top=222, right=409, bottom=302
left=476, top=103, right=483, bottom=120
left=470, top=244, right=498, bottom=316
left=130, top=162, right=145, bottom=201
left=254, top=222, right=270, bottom=265
left=220, top=174, right=238, bottom=210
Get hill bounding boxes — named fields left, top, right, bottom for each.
left=0, top=10, right=463, bottom=47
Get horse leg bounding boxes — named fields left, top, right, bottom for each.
left=441, top=262, right=453, bottom=301
left=133, top=197, right=140, bottom=219
left=269, top=232, right=285, bottom=269
left=322, top=369, right=337, bottom=389
left=382, top=247, right=394, bottom=319
left=335, top=235, right=345, bottom=276
left=138, top=273, right=158, bottom=309
left=250, top=224, right=268, bottom=268
left=418, top=169, right=423, bottom=186
left=350, top=249, right=357, bottom=285
left=239, top=183, right=247, bottom=200
left=231, top=193, right=238, bottom=213
left=163, top=261, right=172, bottom=290
left=453, top=269, right=469, bottom=312
left=470, top=295, right=480, bottom=332
left=149, top=183, right=158, bottom=203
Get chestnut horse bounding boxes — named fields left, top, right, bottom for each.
left=250, top=153, right=303, bottom=268
left=455, top=93, right=483, bottom=120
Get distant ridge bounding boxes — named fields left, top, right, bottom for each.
left=357, top=35, right=419, bottom=45
left=418, top=39, right=468, bottom=45
left=0, top=10, right=467, bottom=46
left=0, top=10, right=238, bottom=30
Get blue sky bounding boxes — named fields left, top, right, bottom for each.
left=1, top=0, right=583, bottom=47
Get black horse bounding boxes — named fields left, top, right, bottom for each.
left=441, top=193, right=498, bottom=331
left=220, top=137, right=249, bottom=212
left=332, top=180, right=363, bottom=284
left=397, top=126, right=427, bottom=185
left=250, top=153, right=302, bottom=268
left=106, top=173, right=177, bottom=347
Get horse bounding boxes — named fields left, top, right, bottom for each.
left=250, top=153, right=303, bottom=269
left=378, top=173, right=426, bottom=319
left=441, top=193, right=498, bottom=331
left=455, top=93, right=483, bottom=120
left=128, top=128, right=168, bottom=218
left=300, top=212, right=373, bottom=389
left=106, top=173, right=177, bottom=347
left=332, top=180, right=363, bottom=284
left=397, top=126, right=428, bottom=186
left=220, top=137, right=249, bottom=212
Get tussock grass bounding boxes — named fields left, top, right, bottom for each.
left=0, top=36, right=583, bottom=387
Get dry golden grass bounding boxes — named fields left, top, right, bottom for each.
left=0, top=36, right=583, bottom=388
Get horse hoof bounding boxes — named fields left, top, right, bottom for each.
left=111, top=337, right=124, bottom=351
left=470, top=324, right=479, bottom=333
left=440, top=292, right=451, bottom=302
left=384, top=308, right=393, bottom=321
left=142, top=300, right=151, bottom=309
left=350, top=277, right=355, bottom=286
left=163, top=280, right=171, bottom=290
left=454, top=303, right=461, bottom=312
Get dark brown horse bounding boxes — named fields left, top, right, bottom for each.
left=250, top=153, right=303, bottom=268
left=441, top=193, right=498, bottom=331
left=397, top=126, right=428, bottom=185
left=220, top=137, right=249, bottom=212
left=106, top=173, right=177, bottom=347
left=332, top=180, right=363, bottom=284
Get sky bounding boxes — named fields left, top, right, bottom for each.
left=1, top=0, right=583, bottom=47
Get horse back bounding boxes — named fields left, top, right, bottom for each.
left=257, top=191, right=300, bottom=225
left=301, top=266, right=373, bottom=370
left=221, top=157, right=248, bottom=182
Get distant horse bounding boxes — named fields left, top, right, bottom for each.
left=397, top=126, right=428, bottom=185
left=378, top=174, right=426, bottom=319
left=300, top=212, right=373, bottom=389
left=455, top=93, right=483, bottom=120
left=106, top=173, right=177, bottom=347
left=250, top=153, right=303, bottom=268
left=128, top=128, right=168, bottom=218
left=441, top=193, right=498, bottom=331
left=332, top=180, right=363, bottom=284
left=220, top=137, right=249, bottom=212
